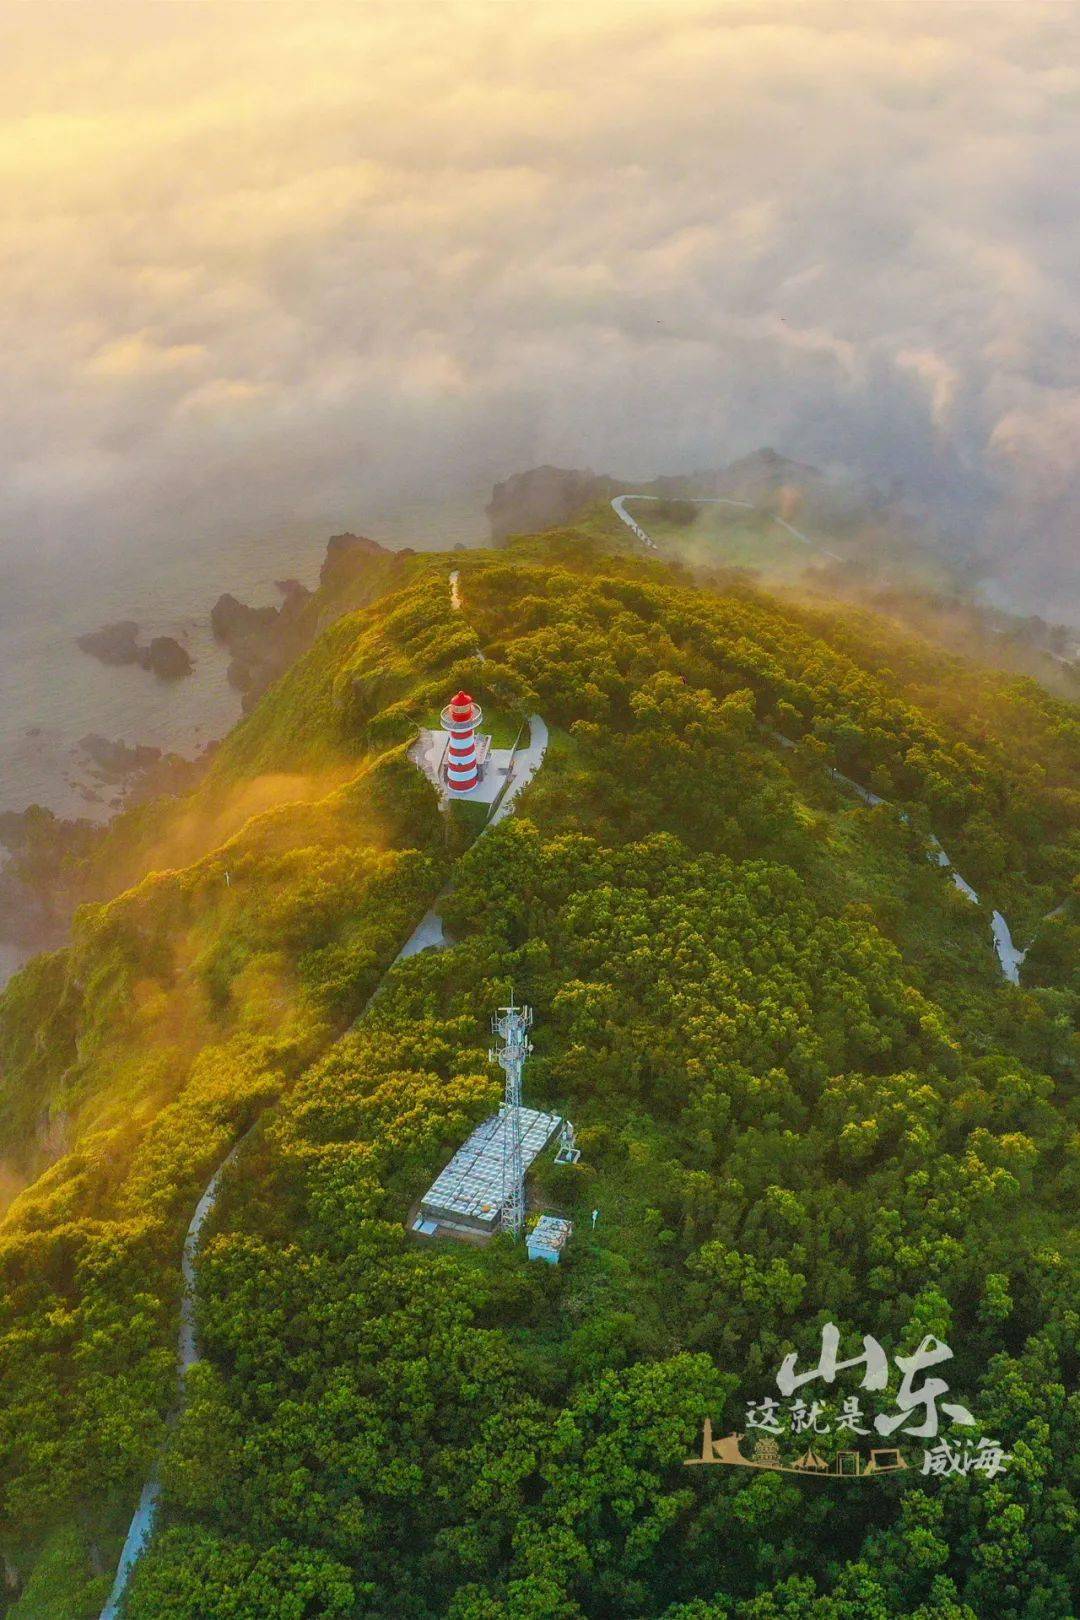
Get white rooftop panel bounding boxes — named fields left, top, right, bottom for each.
left=420, top=1107, right=561, bottom=1225
left=531, top=1215, right=571, bottom=1247
left=527, top=1215, right=572, bottom=1261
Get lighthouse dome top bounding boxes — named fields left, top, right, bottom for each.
left=441, top=690, right=483, bottom=736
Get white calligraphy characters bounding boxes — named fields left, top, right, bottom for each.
left=774, top=1322, right=976, bottom=1439
left=921, top=1437, right=1011, bottom=1479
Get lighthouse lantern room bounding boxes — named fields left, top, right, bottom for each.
left=441, top=690, right=483, bottom=794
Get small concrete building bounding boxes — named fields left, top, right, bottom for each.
left=526, top=1214, right=573, bottom=1264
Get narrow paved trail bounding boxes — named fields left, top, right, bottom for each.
left=824, top=757, right=1030, bottom=983
left=99, top=548, right=1059, bottom=1611
left=613, top=495, right=1048, bottom=987
left=100, top=1146, right=245, bottom=1618
left=611, top=492, right=842, bottom=560
left=100, top=567, right=547, bottom=1616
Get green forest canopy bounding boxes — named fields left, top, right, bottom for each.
left=0, top=525, right=1076, bottom=1618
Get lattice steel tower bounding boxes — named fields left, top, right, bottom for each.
left=490, top=992, right=532, bottom=1237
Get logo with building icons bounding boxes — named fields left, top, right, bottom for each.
left=686, top=1323, right=1011, bottom=1482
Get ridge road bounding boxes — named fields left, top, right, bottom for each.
left=100, top=566, right=548, bottom=1615
left=612, top=494, right=1052, bottom=985
left=99, top=543, right=1058, bottom=1611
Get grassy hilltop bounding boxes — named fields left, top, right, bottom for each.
left=0, top=523, right=1077, bottom=1618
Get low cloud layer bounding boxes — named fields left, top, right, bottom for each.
left=1, top=1, right=1077, bottom=614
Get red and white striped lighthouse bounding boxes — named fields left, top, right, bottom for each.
left=441, top=690, right=483, bottom=794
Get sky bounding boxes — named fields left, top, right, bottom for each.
left=1, top=0, right=1078, bottom=616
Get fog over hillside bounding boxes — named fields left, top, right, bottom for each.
left=1, top=1, right=1077, bottom=617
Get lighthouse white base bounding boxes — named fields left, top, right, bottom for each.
left=410, top=728, right=513, bottom=803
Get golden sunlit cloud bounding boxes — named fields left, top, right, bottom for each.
left=0, top=0, right=1076, bottom=614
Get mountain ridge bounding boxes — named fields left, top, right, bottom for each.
left=0, top=518, right=1076, bottom=1618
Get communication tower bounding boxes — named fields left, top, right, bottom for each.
left=490, top=993, right=532, bottom=1237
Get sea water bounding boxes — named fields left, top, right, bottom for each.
left=1, top=496, right=484, bottom=821
left=0, top=493, right=485, bottom=984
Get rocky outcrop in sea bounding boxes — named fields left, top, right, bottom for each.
left=76, top=622, right=193, bottom=679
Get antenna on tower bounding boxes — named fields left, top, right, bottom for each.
left=489, top=992, right=533, bottom=1237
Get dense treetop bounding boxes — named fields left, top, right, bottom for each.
left=0, top=525, right=1076, bottom=1616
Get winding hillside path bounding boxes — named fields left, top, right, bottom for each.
left=100, top=1148, right=244, bottom=1617
left=99, top=545, right=1059, bottom=1612
left=611, top=492, right=842, bottom=560
left=613, top=494, right=1044, bottom=986
left=489, top=714, right=548, bottom=826
left=100, top=568, right=546, bottom=1617
left=825, top=758, right=1030, bottom=983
